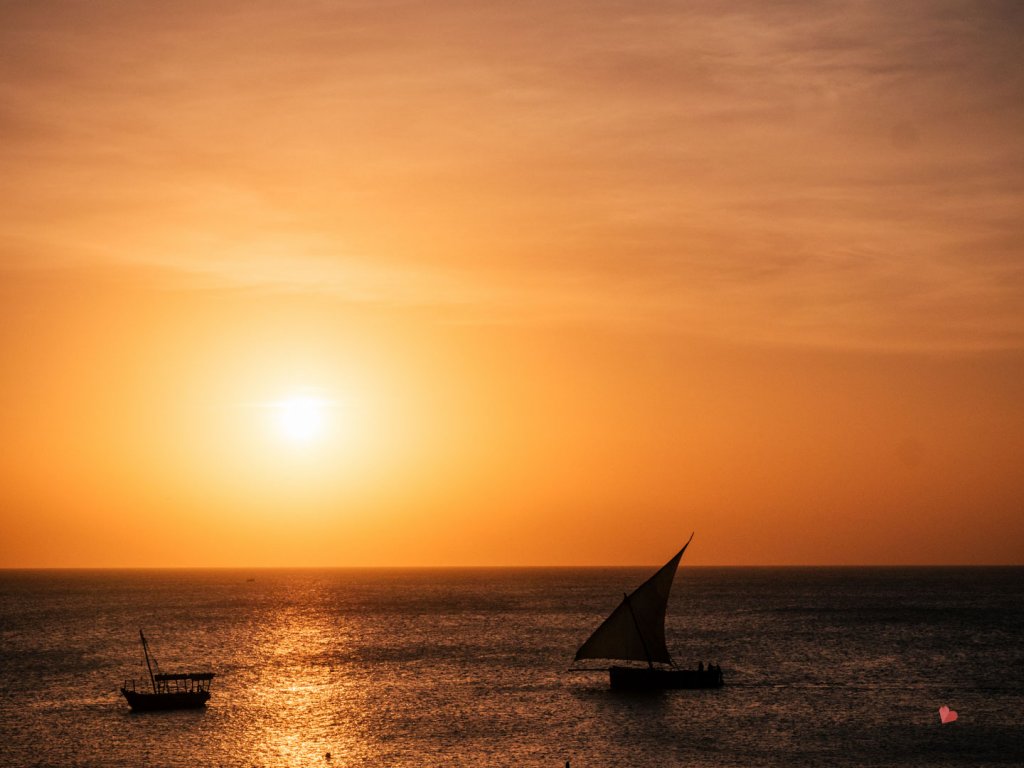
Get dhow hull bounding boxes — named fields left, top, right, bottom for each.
left=121, top=689, right=210, bottom=711
left=609, top=666, right=723, bottom=690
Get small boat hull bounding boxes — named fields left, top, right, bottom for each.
left=121, top=688, right=210, bottom=711
left=609, top=666, right=723, bottom=690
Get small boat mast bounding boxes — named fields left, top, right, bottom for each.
left=139, top=629, right=158, bottom=694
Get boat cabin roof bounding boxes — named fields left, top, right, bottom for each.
left=154, top=672, right=215, bottom=681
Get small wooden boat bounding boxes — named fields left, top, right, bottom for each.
left=120, top=630, right=215, bottom=711
left=573, top=533, right=724, bottom=690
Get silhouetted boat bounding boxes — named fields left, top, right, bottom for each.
left=120, top=630, right=215, bottom=711
left=573, top=534, right=724, bottom=689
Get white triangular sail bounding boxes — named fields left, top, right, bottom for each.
left=574, top=534, right=693, bottom=665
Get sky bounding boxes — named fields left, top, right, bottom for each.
left=1, top=0, right=1022, bottom=567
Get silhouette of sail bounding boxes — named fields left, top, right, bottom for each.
left=574, top=534, right=692, bottom=664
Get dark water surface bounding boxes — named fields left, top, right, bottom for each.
left=1, top=567, right=1021, bottom=767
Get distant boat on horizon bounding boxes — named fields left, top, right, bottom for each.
left=572, top=533, right=724, bottom=689
left=120, top=630, right=215, bottom=711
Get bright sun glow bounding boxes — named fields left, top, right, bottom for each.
left=273, top=394, right=329, bottom=443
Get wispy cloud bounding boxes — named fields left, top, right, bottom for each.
left=2, top=0, right=1022, bottom=350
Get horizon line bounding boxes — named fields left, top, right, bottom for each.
left=2, top=563, right=1022, bottom=571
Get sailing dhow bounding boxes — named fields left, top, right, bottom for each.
left=573, top=534, right=724, bottom=689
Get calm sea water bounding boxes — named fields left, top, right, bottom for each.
left=1, top=567, right=1021, bottom=767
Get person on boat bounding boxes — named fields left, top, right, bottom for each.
left=698, top=661, right=704, bottom=672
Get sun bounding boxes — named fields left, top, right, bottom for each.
left=272, top=394, right=329, bottom=444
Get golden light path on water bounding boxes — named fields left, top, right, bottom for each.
left=244, top=597, right=369, bottom=765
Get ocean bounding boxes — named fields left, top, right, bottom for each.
left=0, top=567, right=1021, bottom=767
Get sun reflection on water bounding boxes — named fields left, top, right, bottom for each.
left=237, top=600, right=370, bottom=767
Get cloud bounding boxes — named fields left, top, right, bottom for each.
left=1, top=0, right=1022, bottom=351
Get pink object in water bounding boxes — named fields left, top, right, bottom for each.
left=939, top=706, right=958, bottom=724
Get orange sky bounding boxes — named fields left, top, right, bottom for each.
left=1, top=1, right=1022, bottom=566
